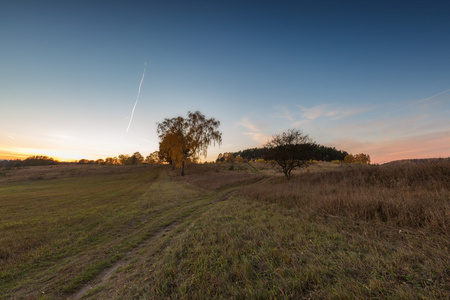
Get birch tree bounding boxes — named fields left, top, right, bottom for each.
left=157, top=111, right=222, bottom=176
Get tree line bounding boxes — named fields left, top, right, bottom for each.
left=0, top=156, right=59, bottom=168
left=220, top=144, right=349, bottom=163
left=80, top=152, right=160, bottom=166
left=0, top=153, right=158, bottom=168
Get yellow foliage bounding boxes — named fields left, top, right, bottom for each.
left=344, top=153, right=370, bottom=164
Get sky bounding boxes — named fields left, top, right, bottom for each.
left=1, top=0, right=450, bottom=164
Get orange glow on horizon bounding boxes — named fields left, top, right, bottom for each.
left=0, top=147, right=100, bottom=163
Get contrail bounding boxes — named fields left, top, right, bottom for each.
left=383, top=88, right=450, bottom=117
left=416, top=88, right=450, bottom=104
left=126, top=62, right=147, bottom=132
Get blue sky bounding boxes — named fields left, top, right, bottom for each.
left=1, top=0, right=449, bottom=163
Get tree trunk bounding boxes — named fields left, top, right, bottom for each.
left=181, top=160, right=185, bottom=176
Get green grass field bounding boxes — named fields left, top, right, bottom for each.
left=0, top=161, right=449, bottom=299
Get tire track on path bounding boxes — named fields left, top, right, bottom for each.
left=71, top=222, right=178, bottom=299
left=70, top=178, right=252, bottom=299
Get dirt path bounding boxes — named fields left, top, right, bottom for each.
left=71, top=222, right=179, bottom=299
left=70, top=188, right=238, bottom=299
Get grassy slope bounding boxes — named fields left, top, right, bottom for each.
left=1, top=162, right=449, bottom=299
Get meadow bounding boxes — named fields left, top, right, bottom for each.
left=0, top=160, right=449, bottom=299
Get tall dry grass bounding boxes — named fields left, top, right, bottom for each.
left=240, top=159, right=450, bottom=232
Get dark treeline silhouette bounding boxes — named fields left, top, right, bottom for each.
left=0, top=152, right=150, bottom=168
left=0, top=159, right=24, bottom=168
left=23, top=156, right=59, bottom=166
left=231, top=147, right=269, bottom=162
left=0, top=156, right=59, bottom=168
left=311, top=145, right=348, bottom=161
left=227, top=144, right=348, bottom=163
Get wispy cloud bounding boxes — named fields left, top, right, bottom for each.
left=298, top=104, right=337, bottom=121
left=236, top=118, right=261, bottom=132
left=236, top=118, right=271, bottom=145
left=272, top=105, right=298, bottom=122
left=331, top=113, right=431, bottom=138
left=276, top=103, right=371, bottom=127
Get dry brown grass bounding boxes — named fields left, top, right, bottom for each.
left=240, top=159, right=450, bottom=232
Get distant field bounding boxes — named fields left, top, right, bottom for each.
left=0, top=161, right=449, bottom=299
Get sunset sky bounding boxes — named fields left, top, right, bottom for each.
left=1, top=1, right=449, bottom=163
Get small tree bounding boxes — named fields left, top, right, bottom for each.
left=355, top=153, right=371, bottom=164
left=223, top=152, right=235, bottom=163
left=235, top=155, right=244, bottom=163
left=118, top=154, right=129, bottom=165
left=105, top=157, right=119, bottom=165
left=216, top=153, right=224, bottom=163
left=130, top=152, right=144, bottom=165
left=146, top=151, right=160, bottom=164
left=264, top=128, right=315, bottom=180
left=344, top=154, right=354, bottom=163
left=345, top=153, right=370, bottom=164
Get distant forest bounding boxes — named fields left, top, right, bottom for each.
left=0, top=156, right=59, bottom=168
left=220, top=144, right=348, bottom=163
